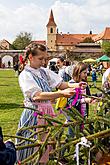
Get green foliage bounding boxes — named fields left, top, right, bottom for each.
left=13, top=102, right=110, bottom=164
left=1, top=70, right=110, bottom=164
left=82, top=37, right=95, bottom=43
left=101, top=41, right=110, bottom=55
left=12, top=32, right=32, bottom=50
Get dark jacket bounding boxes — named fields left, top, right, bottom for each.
left=0, top=127, right=16, bottom=165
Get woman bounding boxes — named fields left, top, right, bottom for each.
left=16, top=43, right=83, bottom=164
left=57, top=56, right=71, bottom=82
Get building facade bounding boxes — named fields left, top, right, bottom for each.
left=46, top=10, right=110, bottom=59
left=1, top=9, right=110, bottom=66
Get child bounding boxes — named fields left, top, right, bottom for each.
left=16, top=43, right=82, bottom=164
left=91, top=68, right=97, bottom=87
left=60, top=62, right=94, bottom=160
left=66, top=62, right=93, bottom=137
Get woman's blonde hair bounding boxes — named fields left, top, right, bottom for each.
left=72, top=62, right=88, bottom=82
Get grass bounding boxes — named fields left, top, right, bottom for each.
left=0, top=69, right=102, bottom=139
left=0, top=69, right=23, bottom=137
left=87, top=74, right=102, bottom=118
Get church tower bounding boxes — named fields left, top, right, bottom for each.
left=46, top=10, right=57, bottom=51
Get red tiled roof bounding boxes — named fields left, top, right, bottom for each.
left=92, top=27, right=110, bottom=41
left=56, top=34, right=80, bottom=46
left=103, top=27, right=110, bottom=39
left=56, top=34, right=97, bottom=46
left=71, top=34, right=97, bottom=41
left=46, top=10, right=57, bottom=27
left=30, top=40, right=46, bottom=45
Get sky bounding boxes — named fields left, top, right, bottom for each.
left=0, top=0, right=110, bottom=43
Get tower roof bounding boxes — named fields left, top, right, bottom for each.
left=46, top=10, right=57, bottom=27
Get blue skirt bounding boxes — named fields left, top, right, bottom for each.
left=16, top=108, right=37, bottom=164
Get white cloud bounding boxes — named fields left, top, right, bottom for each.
left=0, top=0, right=110, bottom=43
left=0, top=3, right=48, bottom=42
left=52, top=0, right=110, bottom=34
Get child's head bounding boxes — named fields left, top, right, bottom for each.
left=56, top=56, right=65, bottom=69
left=72, top=62, right=88, bottom=82
left=25, top=43, right=46, bottom=60
left=25, top=43, right=47, bottom=69
left=103, top=62, right=110, bottom=69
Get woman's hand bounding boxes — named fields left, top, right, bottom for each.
left=84, top=98, right=92, bottom=103
left=79, top=82, right=87, bottom=89
left=84, top=98, right=97, bottom=103
left=68, top=82, right=87, bottom=89
left=60, top=88, right=75, bottom=98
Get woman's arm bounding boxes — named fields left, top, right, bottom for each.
left=33, top=81, right=86, bottom=101
left=33, top=88, right=75, bottom=101
left=58, top=82, right=87, bottom=90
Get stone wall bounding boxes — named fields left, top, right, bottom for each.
left=66, top=52, right=103, bottom=62
left=48, top=50, right=103, bottom=62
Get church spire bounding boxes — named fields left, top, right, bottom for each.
left=46, top=9, right=57, bottom=27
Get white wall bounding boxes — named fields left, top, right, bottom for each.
left=2, top=55, right=13, bottom=67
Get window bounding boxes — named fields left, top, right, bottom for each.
left=50, top=28, right=53, bottom=33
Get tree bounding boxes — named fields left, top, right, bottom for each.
left=82, top=37, right=95, bottom=43
left=101, top=41, right=110, bottom=55
left=12, top=32, right=32, bottom=50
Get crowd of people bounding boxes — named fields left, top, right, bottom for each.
left=1, top=43, right=110, bottom=164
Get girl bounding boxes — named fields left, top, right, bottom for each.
left=16, top=43, right=83, bottom=164
left=66, top=62, right=93, bottom=137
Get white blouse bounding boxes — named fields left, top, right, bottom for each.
left=102, top=68, right=110, bottom=86
left=19, top=65, right=63, bottom=99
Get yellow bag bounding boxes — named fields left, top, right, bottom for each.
left=55, top=97, right=67, bottom=110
